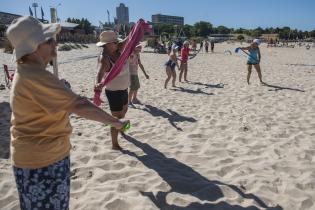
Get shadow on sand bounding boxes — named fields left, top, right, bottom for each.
left=0, top=102, right=11, bottom=159
left=262, top=82, right=305, bottom=92
left=121, top=135, right=282, bottom=210
left=137, top=104, right=197, bottom=131
left=171, top=87, right=214, bottom=95
left=187, top=81, right=225, bottom=89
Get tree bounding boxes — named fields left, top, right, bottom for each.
left=216, top=25, right=231, bottom=34
left=237, top=34, right=245, bottom=41
left=183, top=24, right=195, bottom=38
left=66, top=17, right=94, bottom=34
left=194, top=21, right=213, bottom=37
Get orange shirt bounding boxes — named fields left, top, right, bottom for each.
left=10, top=62, right=78, bottom=169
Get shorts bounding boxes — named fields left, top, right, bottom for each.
left=130, top=75, right=140, bottom=91
left=165, top=60, right=176, bottom=71
left=247, top=62, right=258, bottom=65
left=105, top=89, right=128, bottom=111
left=13, top=156, right=70, bottom=210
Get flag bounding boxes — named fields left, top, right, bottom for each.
left=41, top=6, right=44, bottom=19
left=29, top=6, right=33, bottom=16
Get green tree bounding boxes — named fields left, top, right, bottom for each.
left=216, top=25, right=231, bottom=34
left=237, top=34, right=245, bottom=41
left=194, top=21, right=213, bottom=37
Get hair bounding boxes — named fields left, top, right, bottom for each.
left=17, top=54, right=33, bottom=64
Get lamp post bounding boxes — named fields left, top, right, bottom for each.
left=49, top=3, right=61, bottom=78
left=32, top=2, right=38, bottom=18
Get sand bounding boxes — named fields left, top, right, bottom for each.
left=0, top=42, right=314, bottom=210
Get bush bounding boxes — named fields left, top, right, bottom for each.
left=237, top=35, right=245, bottom=41
left=58, top=44, right=72, bottom=51
left=74, top=43, right=82, bottom=49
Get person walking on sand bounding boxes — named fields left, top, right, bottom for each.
left=164, top=44, right=180, bottom=89
left=179, top=41, right=190, bottom=82
left=204, top=40, right=209, bottom=53
left=94, top=30, right=130, bottom=150
left=6, top=16, right=129, bottom=210
left=128, top=44, right=149, bottom=105
left=240, top=39, right=263, bottom=85
left=211, top=40, right=215, bottom=53
left=200, top=40, right=204, bottom=52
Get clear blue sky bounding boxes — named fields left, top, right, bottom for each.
left=1, top=0, right=315, bottom=31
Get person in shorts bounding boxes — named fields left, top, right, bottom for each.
left=240, top=39, right=263, bottom=85
left=164, top=44, right=180, bottom=89
left=128, top=44, right=149, bottom=105
left=94, top=30, right=130, bottom=150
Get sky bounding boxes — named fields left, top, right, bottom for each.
left=1, top=0, right=315, bottom=31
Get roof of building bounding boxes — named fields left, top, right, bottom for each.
left=59, top=22, right=79, bottom=29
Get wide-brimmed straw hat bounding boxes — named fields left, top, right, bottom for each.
left=183, top=40, right=190, bottom=45
left=6, top=16, right=61, bottom=60
left=96, top=30, right=123, bottom=47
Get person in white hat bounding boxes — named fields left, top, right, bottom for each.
left=6, top=16, right=128, bottom=210
left=128, top=44, right=149, bottom=105
left=240, top=39, right=263, bottom=85
left=164, top=44, right=180, bottom=88
left=94, top=30, right=130, bottom=150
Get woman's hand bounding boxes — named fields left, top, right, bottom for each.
left=94, top=83, right=103, bottom=91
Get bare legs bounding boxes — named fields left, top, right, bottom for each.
left=110, top=105, right=128, bottom=150
left=247, top=65, right=252, bottom=85
left=128, top=90, right=140, bottom=104
left=165, top=67, right=176, bottom=88
left=254, top=64, right=263, bottom=84
left=179, top=63, right=188, bottom=82
left=247, top=64, right=263, bottom=85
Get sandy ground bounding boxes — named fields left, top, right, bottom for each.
left=0, top=42, right=315, bottom=210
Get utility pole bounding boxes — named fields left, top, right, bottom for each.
left=50, top=7, right=59, bottom=78
left=107, top=10, right=110, bottom=24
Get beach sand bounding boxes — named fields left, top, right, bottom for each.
left=0, top=43, right=314, bottom=210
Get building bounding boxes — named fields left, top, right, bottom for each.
left=116, top=3, right=129, bottom=24
left=208, top=34, right=234, bottom=42
left=260, top=34, right=279, bottom=42
left=152, top=14, right=184, bottom=26
left=0, top=11, right=22, bottom=27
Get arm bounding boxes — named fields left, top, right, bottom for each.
left=172, top=54, right=180, bottom=69
left=67, top=96, right=128, bottom=130
left=94, top=55, right=110, bottom=90
left=240, top=46, right=250, bottom=51
left=258, top=48, right=261, bottom=62
left=137, top=55, right=149, bottom=79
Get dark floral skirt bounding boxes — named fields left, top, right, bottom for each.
left=13, top=156, right=70, bottom=210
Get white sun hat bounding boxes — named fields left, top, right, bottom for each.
left=253, top=39, right=261, bottom=45
left=6, top=16, right=61, bottom=60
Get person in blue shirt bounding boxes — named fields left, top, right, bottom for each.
left=240, top=39, right=263, bottom=85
